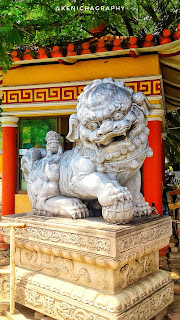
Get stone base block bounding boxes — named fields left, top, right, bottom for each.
left=0, top=214, right=174, bottom=319
left=0, top=214, right=172, bottom=294
left=0, top=267, right=174, bottom=320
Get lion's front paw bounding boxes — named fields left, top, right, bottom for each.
left=102, top=200, right=134, bottom=224
left=133, top=200, right=152, bottom=217
left=98, top=184, right=132, bottom=207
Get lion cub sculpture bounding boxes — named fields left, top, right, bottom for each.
left=21, top=78, right=154, bottom=224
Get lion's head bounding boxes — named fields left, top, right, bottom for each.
left=67, top=78, right=153, bottom=171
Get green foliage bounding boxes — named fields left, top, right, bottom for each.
left=19, top=118, right=56, bottom=149
left=0, top=0, right=179, bottom=71
left=165, top=110, right=180, bottom=171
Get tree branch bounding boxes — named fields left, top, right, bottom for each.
left=140, top=3, right=158, bottom=22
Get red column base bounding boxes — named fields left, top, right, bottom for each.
left=0, top=234, right=10, bottom=250
left=159, top=245, right=169, bottom=257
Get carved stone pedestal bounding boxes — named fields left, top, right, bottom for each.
left=0, top=214, right=174, bottom=320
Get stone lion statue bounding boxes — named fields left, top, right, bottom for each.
left=21, top=78, right=154, bottom=224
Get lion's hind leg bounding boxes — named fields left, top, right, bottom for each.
left=36, top=195, right=89, bottom=219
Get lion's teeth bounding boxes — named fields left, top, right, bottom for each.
left=139, top=133, right=146, bottom=143
left=128, top=144, right=135, bottom=152
left=134, top=137, right=141, bottom=147
left=121, top=149, right=127, bottom=155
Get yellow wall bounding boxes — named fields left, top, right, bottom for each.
left=15, top=194, right=32, bottom=214
left=3, top=55, right=161, bottom=86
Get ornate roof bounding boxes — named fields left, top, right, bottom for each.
left=7, top=23, right=180, bottom=112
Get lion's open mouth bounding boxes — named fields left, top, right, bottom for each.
left=112, top=135, right=126, bottom=143
left=95, top=128, right=128, bottom=145
left=83, top=120, right=142, bottom=151
left=98, top=134, right=127, bottom=147
left=96, top=124, right=133, bottom=146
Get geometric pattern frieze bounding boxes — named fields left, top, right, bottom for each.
left=2, top=79, right=161, bottom=105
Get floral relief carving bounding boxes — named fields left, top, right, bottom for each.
left=2, top=232, right=170, bottom=272
left=0, top=269, right=173, bottom=320
left=25, top=289, right=43, bottom=308
left=0, top=216, right=171, bottom=272
left=119, top=252, right=158, bottom=288
left=0, top=213, right=173, bottom=320
left=56, top=302, right=76, bottom=319
left=122, top=285, right=173, bottom=320
left=13, top=227, right=112, bottom=253
left=56, top=302, right=108, bottom=320
left=2, top=280, right=109, bottom=320
left=14, top=286, right=43, bottom=308
left=1, top=279, right=10, bottom=297
left=1, top=230, right=169, bottom=281
left=118, top=223, right=171, bottom=251
left=18, top=248, right=91, bottom=284
left=44, top=296, right=56, bottom=316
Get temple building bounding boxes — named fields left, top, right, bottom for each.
left=0, top=24, right=180, bottom=320
left=0, top=29, right=180, bottom=218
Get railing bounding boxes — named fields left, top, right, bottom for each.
left=0, top=222, right=26, bottom=315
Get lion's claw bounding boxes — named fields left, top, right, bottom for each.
left=71, top=200, right=89, bottom=219
left=61, top=198, right=89, bottom=219
left=133, top=200, right=152, bottom=217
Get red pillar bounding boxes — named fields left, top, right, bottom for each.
left=1, top=117, right=19, bottom=216
left=161, top=133, right=166, bottom=187
left=143, top=120, right=162, bottom=214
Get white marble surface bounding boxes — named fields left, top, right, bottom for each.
left=21, top=78, right=154, bottom=224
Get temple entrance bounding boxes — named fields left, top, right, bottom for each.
left=18, top=115, right=72, bottom=192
